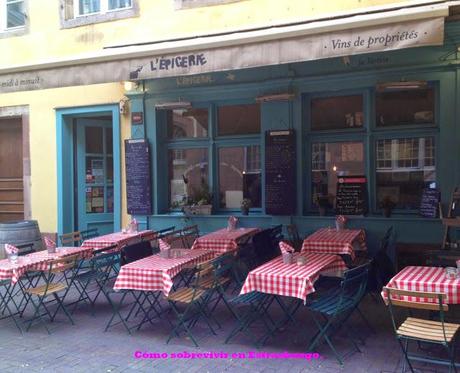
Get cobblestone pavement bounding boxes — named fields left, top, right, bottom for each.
left=1, top=281, right=459, bottom=373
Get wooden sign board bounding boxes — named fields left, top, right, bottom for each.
left=335, top=176, right=368, bottom=215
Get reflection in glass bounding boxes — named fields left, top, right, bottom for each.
left=7, top=1, right=25, bottom=28
left=311, top=142, right=365, bottom=207
left=219, top=146, right=261, bottom=208
left=79, top=0, right=100, bottom=14
left=105, top=127, right=113, bottom=154
left=169, top=148, right=209, bottom=207
left=311, top=95, right=364, bottom=131
left=86, top=186, right=104, bottom=214
left=218, top=104, right=261, bottom=136
left=376, top=137, right=436, bottom=209
left=108, top=0, right=132, bottom=10
left=167, top=108, right=208, bottom=139
left=107, top=187, right=114, bottom=213
left=86, top=157, right=104, bottom=184
left=85, top=127, right=103, bottom=154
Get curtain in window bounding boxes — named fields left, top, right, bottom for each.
left=6, top=0, right=25, bottom=28
left=108, top=0, right=132, bottom=10
left=79, top=0, right=100, bottom=14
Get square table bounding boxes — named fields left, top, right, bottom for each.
left=191, top=227, right=260, bottom=254
left=301, top=228, right=367, bottom=260
left=81, top=230, right=155, bottom=251
left=240, top=252, right=347, bottom=303
left=113, top=249, right=214, bottom=296
left=382, top=266, right=460, bottom=304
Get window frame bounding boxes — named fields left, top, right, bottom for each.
left=73, top=0, right=132, bottom=18
left=0, top=0, right=27, bottom=35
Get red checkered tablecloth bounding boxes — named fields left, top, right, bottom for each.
left=113, top=249, right=214, bottom=296
left=382, top=266, right=460, bottom=304
left=81, top=230, right=155, bottom=251
left=240, top=253, right=347, bottom=303
left=301, top=228, right=367, bottom=260
left=0, top=246, right=93, bottom=284
left=191, top=228, right=259, bottom=253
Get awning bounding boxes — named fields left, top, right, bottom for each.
left=0, top=2, right=451, bottom=94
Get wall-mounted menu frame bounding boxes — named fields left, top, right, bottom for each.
left=335, top=176, right=368, bottom=215
left=125, top=139, right=152, bottom=215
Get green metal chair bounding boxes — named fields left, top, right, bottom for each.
left=80, top=227, right=100, bottom=241
left=384, top=287, right=459, bottom=372
left=0, top=279, right=23, bottom=333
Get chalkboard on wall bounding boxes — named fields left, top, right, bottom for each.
left=419, top=188, right=440, bottom=218
left=335, top=176, right=368, bottom=215
left=265, top=129, right=296, bottom=215
left=125, top=139, right=152, bottom=215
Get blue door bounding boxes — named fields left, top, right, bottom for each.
left=76, top=119, right=114, bottom=234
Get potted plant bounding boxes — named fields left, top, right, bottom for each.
left=314, top=194, right=333, bottom=216
left=241, top=198, right=252, bottom=215
left=379, top=196, right=396, bottom=218
left=181, top=177, right=213, bottom=215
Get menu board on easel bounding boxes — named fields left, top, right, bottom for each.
left=265, top=129, right=296, bottom=215
left=125, top=139, right=152, bottom=215
left=335, top=176, right=368, bottom=215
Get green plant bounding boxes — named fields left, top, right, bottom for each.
left=190, top=177, right=212, bottom=205
left=379, top=196, right=396, bottom=210
left=241, top=198, right=252, bottom=209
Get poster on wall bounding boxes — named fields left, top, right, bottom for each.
left=125, top=139, right=152, bottom=215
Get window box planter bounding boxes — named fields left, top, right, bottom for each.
left=182, top=204, right=212, bottom=215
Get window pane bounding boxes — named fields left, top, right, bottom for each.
left=219, top=146, right=261, bottom=208
left=86, top=186, right=104, bottom=213
left=311, top=95, right=363, bottom=130
left=169, top=148, right=209, bottom=207
left=79, top=0, right=100, bottom=14
left=85, top=127, right=103, bottom=154
left=218, top=104, right=260, bottom=136
left=167, top=108, right=208, bottom=139
left=105, top=127, right=113, bottom=155
left=311, top=142, right=365, bottom=207
left=376, top=87, right=434, bottom=127
left=107, top=186, right=114, bottom=213
left=108, top=0, right=132, bottom=9
left=106, top=156, right=113, bottom=184
left=376, top=137, right=436, bottom=209
left=7, top=1, right=25, bottom=28
left=86, top=157, right=104, bottom=184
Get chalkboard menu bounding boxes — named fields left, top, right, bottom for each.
left=335, top=176, right=368, bottom=215
left=419, top=188, right=440, bottom=218
left=125, top=139, right=152, bottom=215
left=265, top=130, right=296, bottom=215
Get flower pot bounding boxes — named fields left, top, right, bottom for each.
left=383, top=207, right=392, bottom=218
left=241, top=207, right=249, bottom=215
left=318, top=206, right=327, bottom=216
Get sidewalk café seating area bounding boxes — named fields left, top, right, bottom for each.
left=1, top=223, right=460, bottom=372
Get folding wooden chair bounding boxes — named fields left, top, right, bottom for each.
left=59, top=231, right=82, bottom=247
left=384, top=287, right=460, bottom=372
left=180, top=224, right=200, bottom=249
left=24, top=254, right=79, bottom=334
left=80, top=228, right=100, bottom=241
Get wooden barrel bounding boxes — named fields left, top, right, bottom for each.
left=0, top=220, right=43, bottom=259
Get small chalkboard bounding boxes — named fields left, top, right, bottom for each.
left=125, top=139, right=152, bottom=215
left=335, top=176, right=368, bottom=215
left=265, top=129, right=296, bottom=215
left=419, top=188, right=440, bottom=218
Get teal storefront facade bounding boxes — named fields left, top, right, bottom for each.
left=126, top=20, right=460, bottom=256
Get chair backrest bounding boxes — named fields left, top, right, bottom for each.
left=335, top=263, right=370, bottom=313
left=60, top=231, right=82, bottom=247
left=286, top=224, right=302, bottom=251
left=158, top=229, right=185, bottom=250
left=92, top=250, right=121, bottom=279
left=80, top=228, right=99, bottom=241
left=120, top=240, right=153, bottom=265
left=156, top=226, right=176, bottom=238
left=380, top=226, right=394, bottom=253
left=211, top=252, right=235, bottom=281
left=252, top=228, right=272, bottom=265
left=181, top=225, right=200, bottom=249
left=16, top=242, right=35, bottom=256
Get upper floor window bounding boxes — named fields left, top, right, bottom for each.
left=1, top=0, right=25, bottom=31
left=75, top=0, right=132, bottom=16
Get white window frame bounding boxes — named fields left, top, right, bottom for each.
left=1, top=0, right=25, bottom=31
left=74, top=0, right=132, bottom=17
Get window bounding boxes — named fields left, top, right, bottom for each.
left=376, top=137, right=435, bottom=210
left=311, top=95, right=364, bottom=131
left=167, top=108, right=208, bottom=139
left=218, top=104, right=260, bottom=136
left=219, top=146, right=261, bottom=208
left=75, top=0, right=132, bottom=16
left=174, top=0, right=243, bottom=10
left=1, top=0, right=25, bottom=31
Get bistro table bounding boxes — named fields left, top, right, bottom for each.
left=301, top=227, right=367, bottom=260
left=113, top=249, right=214, bottom=296
left=191, top=227, right=260, bottom=254
left=81, top=230, right=155, bottom=251
left=382, top=266, right=460, bottom=304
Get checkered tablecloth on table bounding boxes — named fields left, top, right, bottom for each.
left=240, top=253, right=347, bottom=303
left=0, top=246, right=93, bottom=284
left=301, top=228, right=367, bottom=260
left=113, top=249, right=214, bottom=296
left=382, top=266, right=460, bottom=305
left=81, top=230, right=155, bottom=251
left=191, top=228, right=260, bottom=254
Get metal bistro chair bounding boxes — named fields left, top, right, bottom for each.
left=59, top=231, right=82, bottom=247
left=180, top=225, right=200, bottom=249
left=286, top=224, right=303, bottom=252
left=142, top=226, right=175, bottom=253
left=384, top=287, right=460, bottom=372
left=306, top=263, right=370, bottom=365
left=80, top=228, right=100, bottom=241
left=120, top=240, right=153, bottom=266
left=0, top=279, right=23, bottom=333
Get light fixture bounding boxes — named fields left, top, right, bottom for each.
left=155, top=101, right=192, bottom=110
left=122, top=81, right=139, bottom=91
left=119, top=98, right=129, bottom=115
left=376, top=80, right=427, bottom=91
left=255, top=93, right=296, bottom=103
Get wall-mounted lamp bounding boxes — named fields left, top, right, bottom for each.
left=122, top=81, right=139, bottom=91
left=376, top=80, right=427, bottom=92
left=255, top=93, right=296, bottom=103
left=155, top=101, right=192, bottom=110
left=119, top=97, right=129, bottom=115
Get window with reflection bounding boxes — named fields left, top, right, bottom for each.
left=376, top=137, right=436, bottom=209
left=169, top=148, right=209, bottom=207
left=217, top=104, right=260, bottom=136
left=167, top=108, right=208, bottom=139
left=311, top=141, right=365, bottom=207
left=376, top=87, right=434, bottom=127
left=219, top=146, right=261, bottom=209
left=311, top=95, right=364, bottom=131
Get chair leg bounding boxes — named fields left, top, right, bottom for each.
left=397, top=338, right=415, bottom=373
left=0, top=285, right=22, bottom=333
left=51, top=292, right=74, bottom=325
left=25, top=296, right=51, bottom=334
left=103, top=291, right=132, bottom=335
